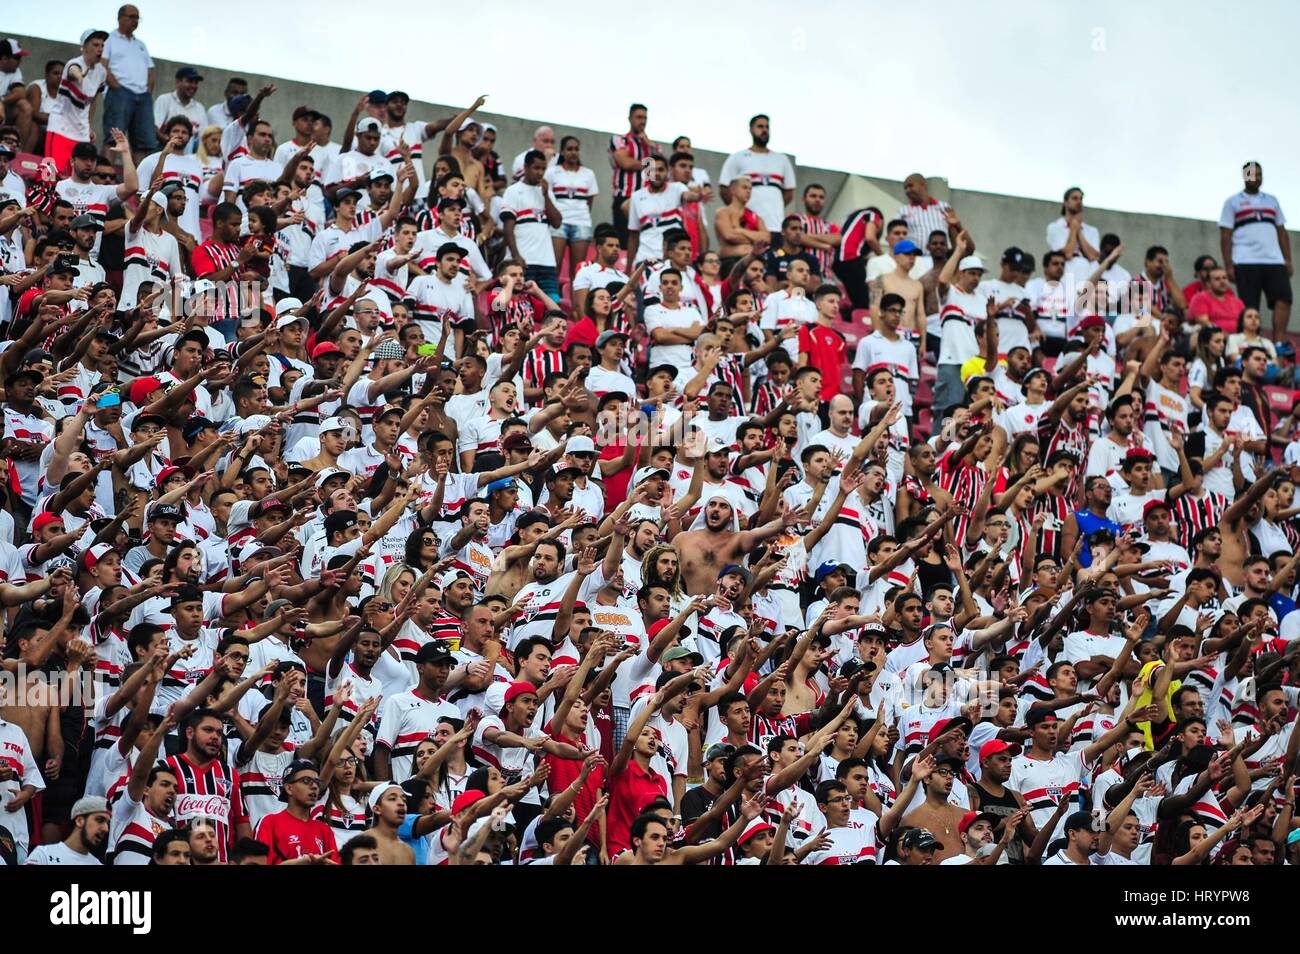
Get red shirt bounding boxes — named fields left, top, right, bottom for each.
left=798, top=322, right=847, bottom=400
left=545, top=725, right=606, bottom=845
left=256, top=809, right=340, bottom=864
left=1187, top=289, right=1246, bottom=335
left=606, top=759, right=668, bottom=855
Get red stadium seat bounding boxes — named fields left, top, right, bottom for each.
left=1265, top=386, right=1297, bottom=414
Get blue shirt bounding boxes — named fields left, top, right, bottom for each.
left=1074, top=510, right=1121, bottom=567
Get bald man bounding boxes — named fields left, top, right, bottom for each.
left=897, top=173, right=959, bottom=249
left=512, top=125, right=556, bottom=181
left=809, top=395, right=860, bottom=459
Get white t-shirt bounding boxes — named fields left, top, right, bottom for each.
left=48, top=57, right=107, bottom=142
left=644, top=303, right=703, bottom=375
left=719, top=148, right=796, bottom=230
left=501, top=181, right=556, bottom=267
left=627, top=182, right=688, bottom=264
left=1219, top=191, right=1286, bottom=265
left=938, top=286, right=987, bottom=366
left=544, top=164, right=598, bottom=228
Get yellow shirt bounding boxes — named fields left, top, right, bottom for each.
left=1132, top=659, right=1180, bottom=749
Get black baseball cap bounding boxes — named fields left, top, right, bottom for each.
left=414, top=642, right=453, bottom=665
left=176, top=66, right=203, bottom=81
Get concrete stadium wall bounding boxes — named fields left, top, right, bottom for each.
left=13, top=31, right=1292, bottom=326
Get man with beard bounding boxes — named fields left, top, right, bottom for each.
left=1085, top=394, right=1144, bottom=484
left=110, top=707, right=179, bottom=864
left=164, top=707, right=251, bottom=863
left=673, top=494, right=804, bottom=596
left=508, top=538, right=577, bottom=649
left=26, top=795, right=110, bottom=864
left=1073, top=479, right=1121, bottom=567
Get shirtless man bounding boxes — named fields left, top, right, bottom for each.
left=437, top=96, right=491, bottom=200
left=365, top=783, right=416, bottom=865
left=672, top=495, right=806, bottom=596
left=873, top=239, right=925, bottom=334
left=715, top=178, right=769, bottom=262
left=485, top=511, right=583, bottom=598
left=1219, top=469, right=1277, bottom=588
left=898, top=755, right=969, bottom=863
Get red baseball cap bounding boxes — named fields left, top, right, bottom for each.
left=1076, top=314, right=1106, bottom=331
left=311, top=341, right=343, bottom=360
left=978, top=739, right=1019, bottom=762
left=128, top=376, right=164, bottom=405
left=450, top=790, right=486, bottom=814
left=33, top=512, right=64, bottom=533
left=647, top=618, right=674, bottom=639
left=503, top=681, right=538, bottom=706
left=959, top=810, right=1001, bottom=835
left=736, top=820, right=776, bottom=845
left=1142, top=498, right=1171, bottom=519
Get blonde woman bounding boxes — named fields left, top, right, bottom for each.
left=195, top=125, right=224, bottom=212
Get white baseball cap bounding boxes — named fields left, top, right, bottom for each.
left=275, top=297, right=304, bottom=318
left=633, top=465, right=670, bottom=484
left=958, top=255, right=985, bottom=272
left=565, top=435, right=597, bottom=455
left=356, top=117, right=382, bottom=135
left=319, top=416, right=349, bottom=434
left=314, top=466, right=351, bottom=488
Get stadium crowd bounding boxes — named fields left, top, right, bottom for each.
left=0, top=7, right=1298, bottom=868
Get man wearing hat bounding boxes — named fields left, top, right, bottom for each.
left=44, top=31, right=109, bottom=173
left=65, top=213, right=107, bottom=289
left=384, top=91, right=467, bottom=191
left=976, top=246, right=1037, bottom=354
left=969, top=739, right=1032, bottom=862
left=153, top=66, right=206, bottom=147
left=344, top=334, right=432, bottom=442
left=26, top=794, right=111, bottom=864
left=136, top=115, right=204, bottom=242
left=587, top=329, right=636, bottom=400
left=325, top=113, right=390, bottom=202
left=407, top=241, right=475, bottom=357
left=374, top=641, right=460, bottom=783
left=934, top=232, right=990, bottom=414
left=1043, top=810, right=1103, bottom=865
left=414, top=195, right=491, bottom=283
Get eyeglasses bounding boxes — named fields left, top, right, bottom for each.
left=881, top=306, right=904, bottom=315
left=224, top=652, right=249, bottom=662
left=288, top=776, right=320, bottom=787
left=338, top=757, right=360, bottom=767
left=932, top=767, right=956, bottom=778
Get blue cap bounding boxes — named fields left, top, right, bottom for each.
left=485, top=478, right=515, bottom=494
left=175, top=66, right=203, bottom=81
left=814, top=560, right=845, bottom=584
left=718, top=563, right=751, bottom=583
left=367, top=89, right=389, bottom=104
left=228, top=93, right=252, bottom=114
left=892, top=239, right=921, bottom=256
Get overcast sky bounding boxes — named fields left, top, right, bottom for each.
left=12, top=1, right=1296, bottom=221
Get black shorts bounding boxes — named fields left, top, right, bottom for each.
left=1235, top=263, right=1292, bottom=309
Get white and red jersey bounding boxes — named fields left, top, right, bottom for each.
left=501, top=180, right=556, bottom=267
left=937, top=286, right=987, bottom=366
left=573, top=260, right=629, bottom=297
left=0, top=717, right=44, bottom=857
left=164, top=752, right=248, bottom=864
left=627, top=181, right=688, bottom=264
left=413, top=228, right=492, bottom=285
left=237, top=747, right=295, bottom=832
left=109, top=790, right=173, bottom=865
left=760, top=289, right=817, bottom=361
left=121, top=223, right=183, bottom=310
left=324, top=662, right=383, bottom=732
left=719, top=148, right=795, bottom=230
left=407, top=273, right=474, bottom=357
left=1009, top=748, right=1091, bottom=840
left=380, top=120, right=435, bottom=186
left=508, top=570, right=577, bottom=651
left=306, top=216, right=383, bottom=274
left=375, top=688, right=460, bottom=783
left=472, top=714, right=543, bottom=806
left=545, top=163, right=598, bottom=228
left=222, top=154, right=283, bottom=205
left=4, top=407, right=54, bottom=507
left=1219, top=190, right=1287, bottom=265
left=802, top=824, right=878, bottom=866
left=136, top=150, right=204, bottom=241
left=48, top=56, right=107, bottom=143
left=853, top=331, right=919, bottom=416
left=1143, top=379, right=1188, bottom=474
left=608, top=131, right=657, bottom=199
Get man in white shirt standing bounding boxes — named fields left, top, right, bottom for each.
left=1220, top=160, right=1293, bottom=340
left=719, top=114, right=796, bottom=240
left=501, top=150, right=562, bottom=299
left=152, top=66, right=205, bottom=151
left=101, top=5, right=154, bottom=165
